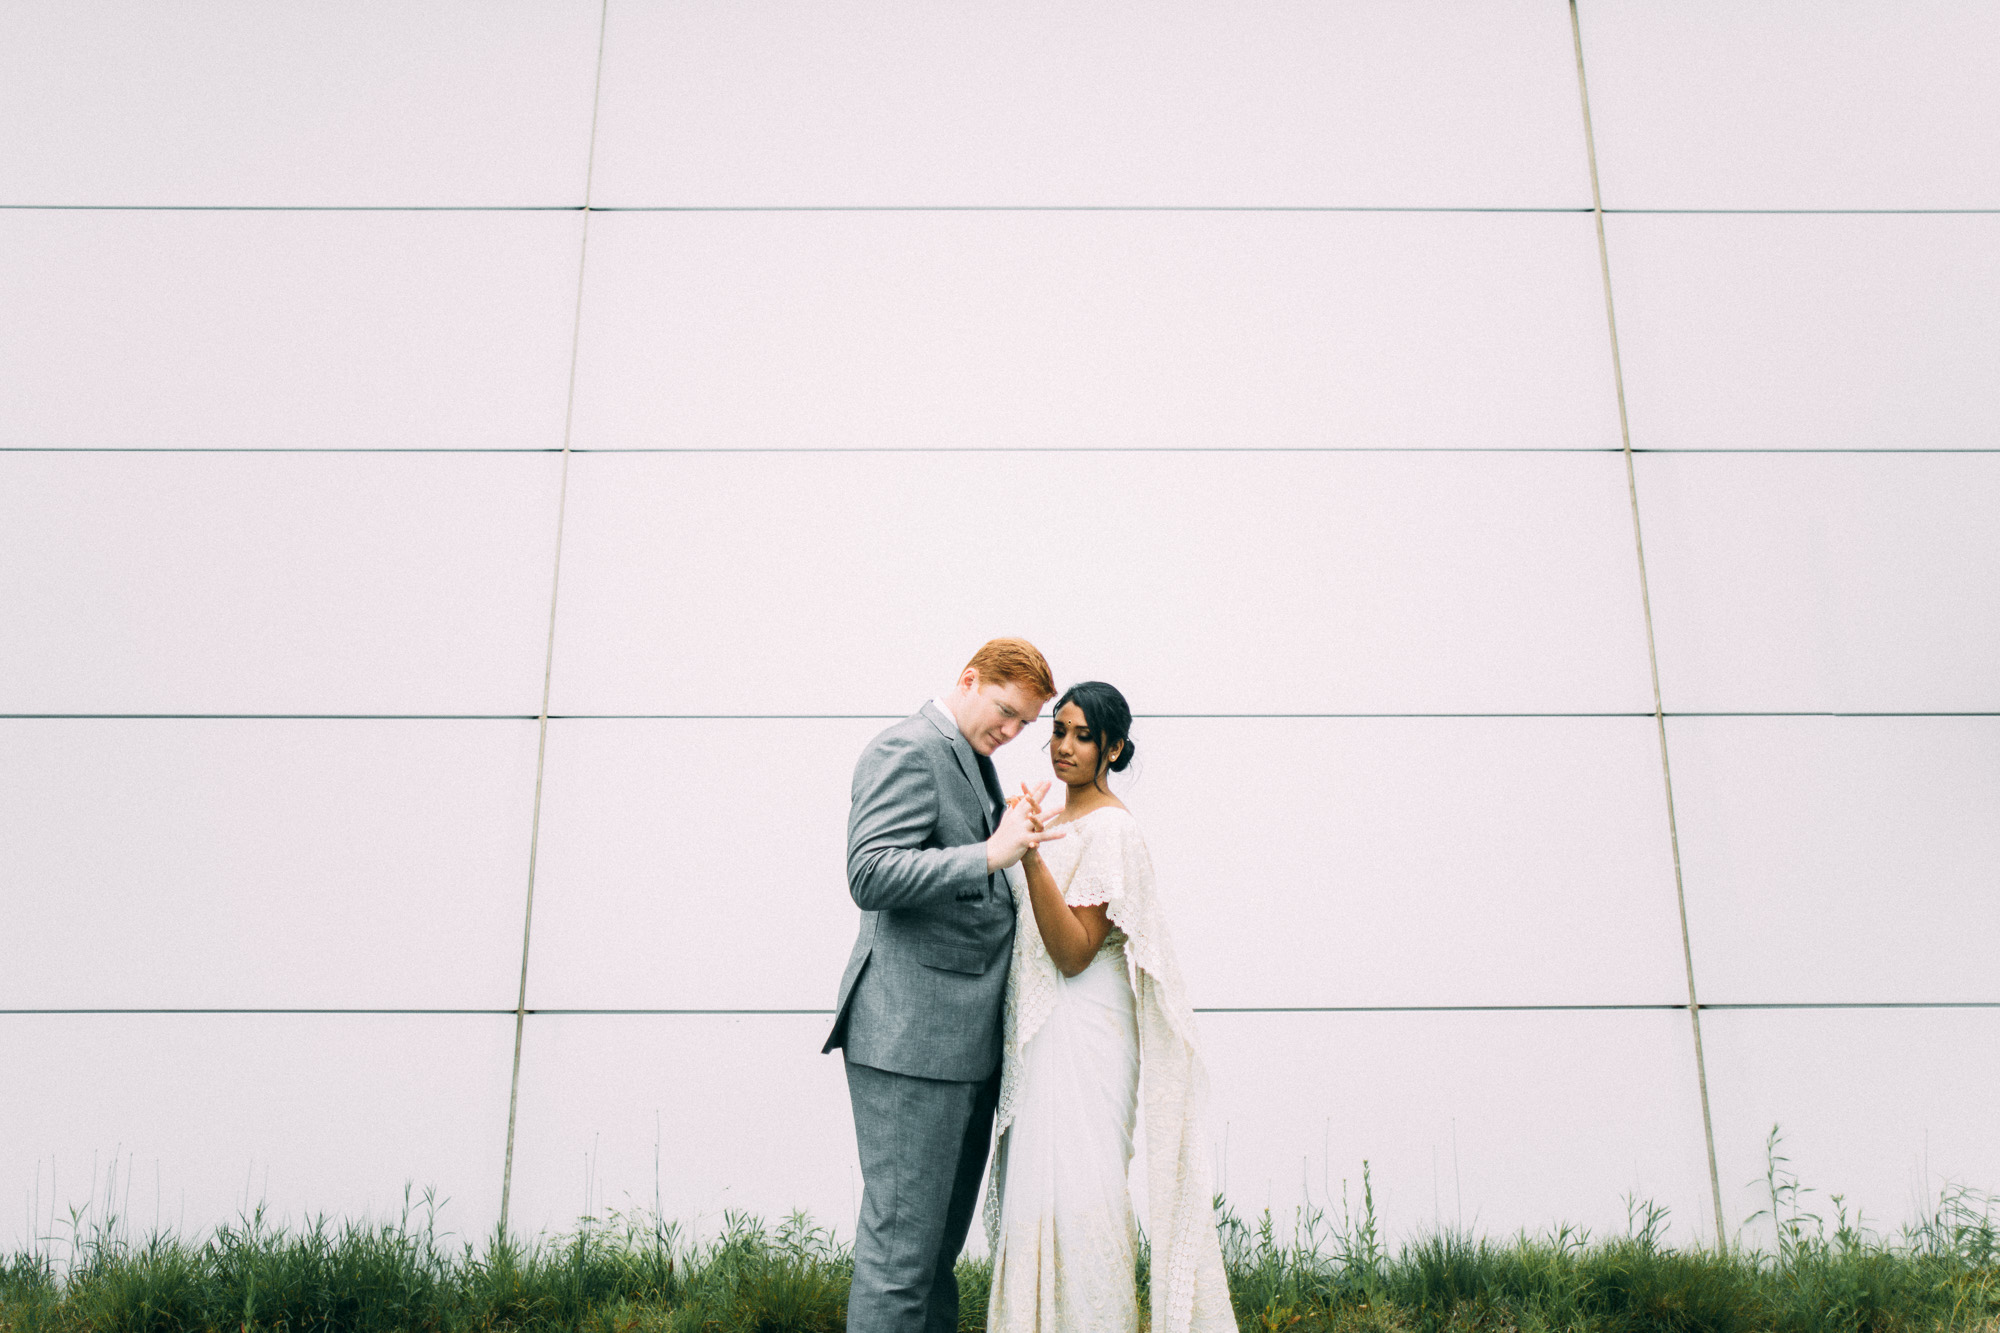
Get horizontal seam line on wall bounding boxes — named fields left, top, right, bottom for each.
left=602, top=206, right=1601, bottom=214
left=1600, top=207, right=2000, bottom=216
left=0, top=204, right=591, bottom=213
left=6, top=712, right=1995, bottom=721
left=6, top=447, right=1996, bottom=456
left=2, top=446, right=1629, bottom=454
left=4, top=204, right=1997, bottom=215
left=8, top=1002, right=1997, bottom=1016
left=6, top=204, right=1589, bottom=214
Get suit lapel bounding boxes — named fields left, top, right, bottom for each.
left=921, top=704, right=1011, bottom=905
left=972, top=753, right=1016, bottom=908
left=922, top=701, right=998, bottom=837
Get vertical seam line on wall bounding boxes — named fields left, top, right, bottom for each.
left=1566, top=0, right=1727, bottom=1247
left=500, top=0, right=612, bottom=1236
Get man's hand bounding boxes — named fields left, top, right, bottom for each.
left=987, top=781, right=1063, bottom=872
left=1007, top=780, right=1055, bottom=823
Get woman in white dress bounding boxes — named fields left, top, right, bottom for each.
left=983, top=682, right=1239, bottom=1333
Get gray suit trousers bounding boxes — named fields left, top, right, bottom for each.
left=845, top=1055, right=1001, bottom=1333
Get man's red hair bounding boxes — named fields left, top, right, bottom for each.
left=964, top=637, right=1055, bottom=699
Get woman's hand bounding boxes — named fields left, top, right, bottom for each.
left=1015, top=781, right=1056, bottom=847
left=1014, top=791, right=1112, bottom=975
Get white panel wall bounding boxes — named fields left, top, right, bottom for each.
left=1200, top=1011, right=1716, bottom=1244
left=1704, top=1010, right=2000, bottom=1252
left=1129, top=718, right=1688, bottom=1009
left=0, top=454, right=562, bottom=715
left=569, top=212, right=1619, bottom=451
left=0, top=211, right=584, bottom=450
left=7, top=0, right=1995, bottom=1260
left=550, top=452, right=1654, bottom=716
left=1608, top=215, right=2000, bottom=453
left=508, top=1016, right=856, bottom=1240
left=0, top=1, right=602, bottom=206
left=526, top=717, right=1687, bottom=1012
left=1579, top=1, right=2000, bottom=209
left=527, top=719, right=876, bottom=1011
left=1638, top=454, right=2000, bottom=714
left=589, top=0, right=1589, bottom=208
left=6, top=1015, right=513, bottom=1249
left=0, top=720, right=539, bottom=1010
left=1669, top=717, right=2000, bottom=1006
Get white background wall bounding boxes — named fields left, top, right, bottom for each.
left=4, top=0, right=1996, bottom=1258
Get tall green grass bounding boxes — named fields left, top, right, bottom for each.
left=1210, top=1156, right=1999, bottom=1333
left=6, top=1135, right=1996, bottom=1333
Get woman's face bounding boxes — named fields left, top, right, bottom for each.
left=1049, top=701, right=1116, bottom=785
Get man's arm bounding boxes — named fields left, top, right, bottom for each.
left=846, top=733, right=989, bottom=911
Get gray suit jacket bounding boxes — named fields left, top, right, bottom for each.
left=823, top=701, right=1016, bottom=1082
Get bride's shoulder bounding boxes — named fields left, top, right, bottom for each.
left=1077, top=802, right=1144, bottom=842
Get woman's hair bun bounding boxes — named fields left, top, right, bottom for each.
left=1108, top=735, right=1136, bottom=773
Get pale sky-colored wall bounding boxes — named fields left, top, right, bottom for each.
left=3, top=0, right=1997, bottom=1260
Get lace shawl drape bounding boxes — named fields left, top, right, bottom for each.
left=984, top=809, right=1239, bottom=1333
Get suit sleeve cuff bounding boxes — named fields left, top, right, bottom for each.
left=948, top=841, right=992, bottom=901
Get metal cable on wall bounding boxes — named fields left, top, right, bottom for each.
left=1568, top=0, right=1728, bottom=1246
left=499, top=0, right=612, bottom=1237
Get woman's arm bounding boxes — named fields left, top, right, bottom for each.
left=1019, top=844, right=1112, bottom=976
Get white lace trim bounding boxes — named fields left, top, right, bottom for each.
left=1063, top=878, right=1122, bottom=908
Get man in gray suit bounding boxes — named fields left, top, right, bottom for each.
left=825, top=637, right=1060, bottom=1333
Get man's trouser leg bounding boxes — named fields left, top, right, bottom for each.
left=924, top=1066, right=1001, bottom=1333
left=844, top=1057, right=999, bottom=1333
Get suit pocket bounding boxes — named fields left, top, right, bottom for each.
left=913, top=939, right=988, bottom=975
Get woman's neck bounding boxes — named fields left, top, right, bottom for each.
left=1058, top=780, right=1123, bottom=821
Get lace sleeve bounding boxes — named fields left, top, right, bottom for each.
left=1061, top=812, right=1136, bottom=907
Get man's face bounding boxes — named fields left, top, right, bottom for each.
left=957, top=676, right=1048, bottom=756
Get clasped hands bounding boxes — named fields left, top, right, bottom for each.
left=985, top=779, right=1065, bottom=872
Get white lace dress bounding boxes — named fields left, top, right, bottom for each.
left=984, top=807, right=1238, bottom=1333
